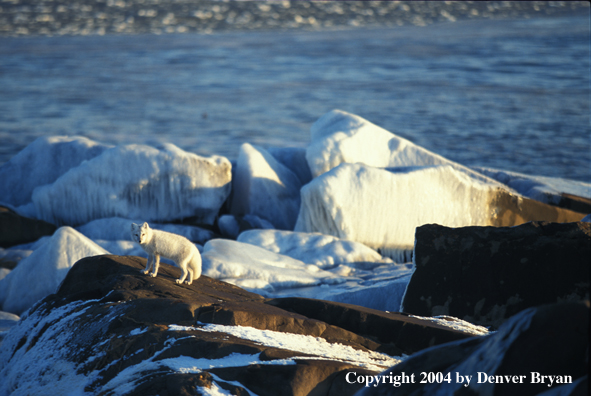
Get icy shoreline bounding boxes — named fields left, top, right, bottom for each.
left=1, top=0, right=586, bottom=38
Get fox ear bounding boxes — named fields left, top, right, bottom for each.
left=142, top=222, right=149, bottom=229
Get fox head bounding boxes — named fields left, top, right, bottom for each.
left=131, top=222, right=150, bottom=244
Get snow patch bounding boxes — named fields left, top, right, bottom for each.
left=201, top=239, right=345, bottom=295
left=237, top=229, right=392, bottom=268
left=172, top=323, right=402, bottom=372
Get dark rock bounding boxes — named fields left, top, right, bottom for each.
left=357, top=300, right=589, bottom=396
left=267, top=297, right=476, bottom=356
left=559, top=192, right=591, bottom=215
left=0, top=255, right=479, bottom=396
left=0, top=206, right=56, bottom=248
left=402, top=221, right=591, bottom=329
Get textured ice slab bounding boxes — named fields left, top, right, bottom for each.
left=237, top=229, right=392, bottom=268
left=295, top=163, right=526, bottom=261
left=201, top=238, right=344, bottom=295
left=0, top=227, right=109, bottom=315
left=31, top=143, right=232, bottom=227
left=307, top=109, right=455, bottom=178
left=231, top=143, right=302, bottom=230
left=0, top=136, right=111, bottom=207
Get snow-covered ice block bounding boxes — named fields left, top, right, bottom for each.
left=268, top=146, right=313, bottom=185
left=306, top=109, right=454, bottom=178
left=31, top=143, right=232, bottom=227
left=0, top=227, right=109, bottom=315
left=201, top=239, right=344, bottom=295
left=295, top=163, right=557, bottom=261
left=0, top=136, right=111, bottom=207
left=231, top=143, right=302, bottom=230
left=76, top=217, right=214, bottom=244
left=237, top=229, right=392, bottom=269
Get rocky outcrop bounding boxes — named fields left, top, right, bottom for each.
left=358, top=300, right=589, bottom=396
left=402, top=221, right=591, bottom=328
left=0, top=206, right=56, bottom=248
left=0, top=255, right=478, bottom=396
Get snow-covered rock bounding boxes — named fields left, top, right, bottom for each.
left=295, top=163, right=585, bottom=262
left=201, top=238, right=344, bottom=295
left=76, top=217, right=214, bottom=244
left=231, top=143, right=302, bottom=230
left=30, top=143, right=232, bottom=227
left=0, top=136, right=111, bottom=207
left=237, top=229, right=392, bottom=268
left=306, top=109, right=454, bottom=178
left=0, top=227, right=109, bottom=315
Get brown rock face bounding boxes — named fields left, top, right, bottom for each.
left=0, top=206, right=56, bottom=248
left=402, top=221, right=591, bottom=328
left=1, top=255, right=478, bottom=396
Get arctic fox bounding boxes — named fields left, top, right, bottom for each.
left=130, top=222, right=202, bottom=285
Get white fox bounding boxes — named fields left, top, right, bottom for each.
left=130, top=222, right=202, bottom=285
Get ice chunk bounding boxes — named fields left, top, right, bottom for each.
left=31, top=143, right=232, bottom=226
left=0, top=227, right=109, bottom=315
left=295, top=163, right=583, bottom=262
left=217, top=215, right=241, bottom=239
left=231, top=143, right=302, bottom=230
left=268, top=146, right=313, bottom=185
left=0, top=136, right=111, bottom=207
left=306, top=109, right=453, bottom=178
left=237, top=229, right=392, bottom=269
left=201, top=239, right=344, bottom=295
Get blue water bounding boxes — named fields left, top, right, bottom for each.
left=0, top=15, right=589, bottom=182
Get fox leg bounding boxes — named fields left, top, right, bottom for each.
left=185, top=268, right=194, bottom=285
left=176, top=260, right=189, bottom=284
left=142, top=255, right=153, bottom=275
left=151, top=254, right=160, bottom=277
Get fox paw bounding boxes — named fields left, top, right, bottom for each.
left=150, top=273, right=157, bottom=278
left=185, top=280, right=192, bottom=285
left=142, top=270, right=149, bottom=275
left=175, top=279, right=182, bottom=284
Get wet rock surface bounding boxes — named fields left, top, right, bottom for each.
left=402, top=221, right=591, bottom=329
left=0, top=255, right=479, bottom=395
